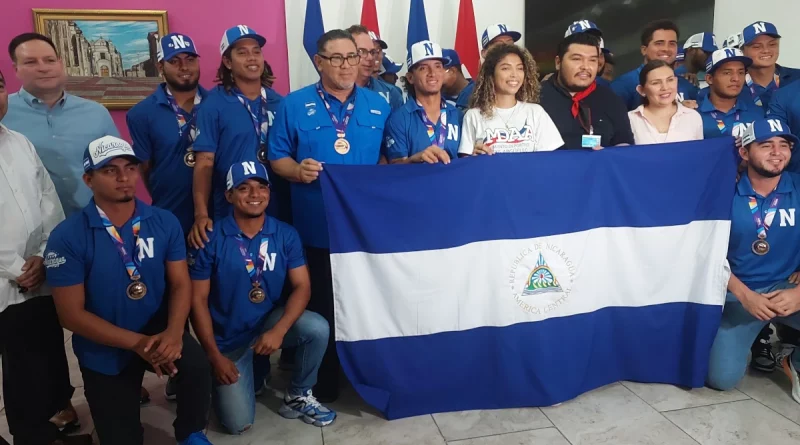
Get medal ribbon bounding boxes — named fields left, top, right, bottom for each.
left=96, top=206, right=142, bottom=282
left=748, top=194, right=781, bottom=239
left=746, top=72, right=780, bottom=107
left=417, top=99, right=448, bottom=147
left=234, top=87, right=268, bottom=145
left=165, top=87, right=202, bottom=140
left=315, top=83, right=355, bottom=138
left=234, top=235, right=268, bottom=288
left=710, top=111, right=740, bottom=134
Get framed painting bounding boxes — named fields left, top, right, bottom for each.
left=32, top=9, right=169, bottom=109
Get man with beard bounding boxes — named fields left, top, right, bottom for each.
left=611, top=20, right=699, bottom=110
left=676, top=32, right=718, bottom=89
left=383, top=40, right=461, bottom=164
left=539, top=32, right=633, bottom=150
left=706, top=118, right=800, bottom=408
left=698, top=49, right=763, bottom=140
left=45, top=136, right=212, bottom=445
left=347, top=25, right=403, bottom=110
left=268, top=29, right=390, bottom=402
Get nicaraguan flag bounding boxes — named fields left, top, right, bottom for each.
left=320, top=139, right=736, bottom=420
left=303, top=0, right=324, bottom=65
left=406, top=0, right=430, bottom=52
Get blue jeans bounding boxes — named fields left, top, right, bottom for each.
left=212, top=308, right=329, bottom=434
left=707, top=280, right=800, bottom=390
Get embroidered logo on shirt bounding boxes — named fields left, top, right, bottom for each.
left=44, top=251, right=66, bottom=268
left=370, top=109, right=382, bottom=115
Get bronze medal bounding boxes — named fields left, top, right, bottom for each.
left=126, top=280, right=147, bottom=300
left=752, top=239, right=770, bottom=256
left=257, top=143, right=268, bottom=164
left=249, top=285, right=266, bottom=304
left=334, top=138, right=351, bottom=155
left=184, top=150, right=196, bottom=167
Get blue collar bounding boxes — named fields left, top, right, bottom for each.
left=18, top=87, right=67, bottom=108
left=217, top=84, right=271, bottom=103
left=154, top=83, right=208, bottom=107
left=736, top=172, right=794, bottom=197
left=84, top=198, right=154, bottom=228
left=698, top=94, right=749, bottom=114
left=317, top=82, right=357, bottom=106
left=404, top=96, right=447, bottom=113
left=220, top=214, right=277, bottom=237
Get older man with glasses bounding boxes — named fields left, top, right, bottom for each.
left=346, top=25, right=403, bottom=110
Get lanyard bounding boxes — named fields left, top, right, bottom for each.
left=710, top=111, right=740, bottom=134
left=746, top=72, right=780, bottom=107
left=417, top=100, right=448, bottom=147
left=234, top=235, right=269, bottom=289
left=96, top=206, right=142, bottom=282
left=234, top=87, right=268, bottom=144
left=165, top=87, right=202, bottom=140
left=315, top=83, right=355, bottom=138
left=748, top=194, right=781, bottom=239
left=577, top=108, right=593, bottom=135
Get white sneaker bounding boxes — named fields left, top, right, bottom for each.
left=278, top=390, right=337, bottom=427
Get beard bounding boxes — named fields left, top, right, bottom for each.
left=751, top=162, right=784, bottom=178
left=558, top=71, right=590, bottom=92
left=166, top=76, right=199, bottom=92
left=114, top=195, right=135, bottom=203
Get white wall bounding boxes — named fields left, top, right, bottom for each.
left=714, top=0, right=800, bottom=68
left=285, top=0, right=525, bottom=91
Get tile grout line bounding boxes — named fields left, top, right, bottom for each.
left=619, top=383, right=702, bottom=445
left=438, top=424, right=564, bottom=443
left=739, top=388, right=800, bottom=428
left=537, top=406, right=577, bottom=445
left=430, top=414, right=448, bottom=443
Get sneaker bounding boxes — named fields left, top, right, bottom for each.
left=751, top=338, right=776, bottom=372
left=178, top=431, right=213, bottom=445
left=278, top=390, right=337, bottom=427
left=165, top=377, right=177, bottom=401
left=777, top=346, right=800, bottom=404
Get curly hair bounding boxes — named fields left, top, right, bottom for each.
left=468, top=44, right=540, bottom=118
left=216, top=49, right=275, bottom=91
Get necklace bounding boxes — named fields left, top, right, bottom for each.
left=497, top=103, right=519, bottom=129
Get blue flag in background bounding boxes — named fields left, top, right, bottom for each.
left=303, top=0, right=324, bottom=65
left=407, top=0, right=430, bottom=52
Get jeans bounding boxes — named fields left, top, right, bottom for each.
left=212, top=308, right=329, bottom=434
left=707, top=280, right=800, bottom=390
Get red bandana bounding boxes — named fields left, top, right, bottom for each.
left=570, top=81, right=597, bottom=118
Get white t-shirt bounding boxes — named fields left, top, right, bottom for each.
left=458, top=102, right=564, bottom=155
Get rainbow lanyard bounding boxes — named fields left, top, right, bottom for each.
left=233, top=87, right=268, bottom=145
left=164, top=87, right=202, bottom=139
left=234, top=235, right=268, bottom=287
left=417, top=99, right=448, bottom=147
left=710, top=111, right=740, bottom=134
left=96, top=206, right=142, bottom=281
left=315, top=83, right=355, bottom=138
left=748, top=194, right=781, bottom=239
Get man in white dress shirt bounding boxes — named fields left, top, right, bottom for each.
left=0, top=70, right=91, bottom=445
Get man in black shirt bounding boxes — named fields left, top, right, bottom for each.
left=539, top=33, right=633, bottom=149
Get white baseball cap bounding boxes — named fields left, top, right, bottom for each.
left=83, top=136, right=142, bottom=172
left=705, top=48, right=752, bottom=74
left=481, top=23, right=521, bottom=49
left=406, top=40, right=444, bottom=70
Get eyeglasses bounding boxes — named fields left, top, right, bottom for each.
left=318, top=53, right=361, bottom=67
left=357, top=48, right=382, bottom=58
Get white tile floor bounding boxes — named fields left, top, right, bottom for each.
left=2, top=331, right=800, bottom=445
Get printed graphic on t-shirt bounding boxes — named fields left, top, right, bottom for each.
left=482, top=126, right=537, bottom=153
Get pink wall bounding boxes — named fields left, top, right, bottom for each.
left=1, top=0, right=290, bottom=201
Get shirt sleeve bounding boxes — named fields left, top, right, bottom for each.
left=458, top=110, right=479, bottom=155
left=126, top=109, right=153, bottom=162
left=533, top=106, right=565, bottom=151
left=285, top=226, right=306, bottom=270
left=382, top=110, right=411, bottom=161
left=187, top=236, right=214, bottom=280
left=32, top=138, right=65, bottom=256
left=193, top=100, right=221, bottom=154
left=163, top=213, right=187, bottom=262
left=692, top=112, right=704, bottom=141
left=267, top=99, right=296, bottom=161
left=44, top=224, right=85, bottom=288
left=390, top=85, right=405, bottom=110
left=767, top=90, right=790, bottom=124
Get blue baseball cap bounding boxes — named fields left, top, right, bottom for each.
left=676, top=47, right=685, bottom=62
left=157, top=33, right=199, bottom=62
left=481, top=24, right=521, bottom=49
left=381, top=54, right=403, bottom=74
left=706, top=48, right=752, bottom=74
left=742, top=118, right=799, bottom=147
left=442, top=49, right=461, bottom=68
left=684, top=32, right=718, bottom=53
left=226, top=161, right=270, bottom=191
left=220, top=25, right=266, bottom=55
left=742, top=21, right=781, bottom=45
left=83, top=136, right=142, bottom=173
left=564, top=20, right=603, bottom=38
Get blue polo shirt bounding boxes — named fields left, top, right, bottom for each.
left=610, top=65, right=699, bottom=110
left=768, top=80, right=800, bottom=173
left=697, top=93, right=763, bottom=139
left=596, top=76, right=611, bottom=88
left=193, top=85, right=283, bottom=222
left=382, top=99, right=462, bottom=161
left=268, top=84, right=390, bottom=248
left=126, top=84, right=209, bottom=236
left=745, top=65, right=800, bottom=110
left=366, top=77, right=404, bottom=110
left=456, top=80, right=475, bottom=111
left=728, top=173, right=800, bottom=291
left=188, top=215, right=305, bottom=353
left=44, top=199, right=185, bottom=375
left=1, top=89, right=119, bottom=217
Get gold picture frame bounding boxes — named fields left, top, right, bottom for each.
left=32, top=9, right=169, bottom=110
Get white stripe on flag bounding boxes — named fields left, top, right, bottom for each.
left=332, top=220, right=731, bottom=342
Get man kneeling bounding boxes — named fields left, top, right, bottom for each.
left=707, top=118, right=800, bottom=402
left=189, top=161, right=336, bottom=434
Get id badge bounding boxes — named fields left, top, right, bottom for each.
left=582, top=134, right=601, bottom=148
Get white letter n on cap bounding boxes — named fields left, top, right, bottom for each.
left=754, top=22, right=767, bottom=34
left=242, top=161, right=257, bottom=175
left=238, top=25, right=250, bottom=34
left=170, top=35, right=187, bottom=48
left=769, top=119, right=784, bottom=133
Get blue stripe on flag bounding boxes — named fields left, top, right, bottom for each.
left=337, top=302, right=722, bottom=420
left=407, top=0, right=430, bottom=52
left=303, top=0, right=324, bottom=65
left=320, top=139, right=738, bottom=255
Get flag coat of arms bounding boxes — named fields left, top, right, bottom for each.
left=320, top=138, right=736, bottom=420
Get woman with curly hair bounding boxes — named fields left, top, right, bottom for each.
left=458, top=44, right=563, bottom=155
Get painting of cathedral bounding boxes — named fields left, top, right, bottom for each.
left=33, top=9, right=168, bottom=109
